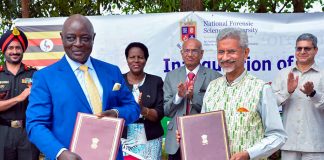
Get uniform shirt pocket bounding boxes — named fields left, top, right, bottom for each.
left=0, top=84, right=10, bottom=100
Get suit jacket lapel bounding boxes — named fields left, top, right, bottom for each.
left=58, top=56, right=92, bottom=112
left=91, top=58, right=109, bottom=111
left=194, top=66, right=206, bottom=93
left=180, top=66, right=187, bottom=84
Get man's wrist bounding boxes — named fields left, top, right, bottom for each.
left=143, top=107, right=149, bottom=117
left=56, top=148, right=67, bottom=159
left=288, top=89, right=294, bottom=94
left=111, top=109, right=119, bottom=118
left=14, top=96, right=22, bottom=103
left=307, top=90, right=316, bottom=97
left=244, top=151, right=250, bottom=159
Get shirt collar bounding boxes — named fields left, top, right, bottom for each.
left=65, top=55, right=94, bottom=72
left=3, top=63, right=25, bottom=75
left=226, top=69, right=247, bottom=86
left=292, top=62, right=320, bottom=73
left=185, top=65, right=200, bottom=75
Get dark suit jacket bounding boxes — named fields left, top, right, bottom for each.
left=163, top=65, right=222, bottom=154
left=26, top=56, right=140, bottom=160
left=122, top=73, right=164, bottom=140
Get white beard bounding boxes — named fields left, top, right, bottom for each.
left=222, top=66, right=235, bottom=73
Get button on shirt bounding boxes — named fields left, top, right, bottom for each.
left=65, top=56, right=103, bottom=111
left=272, top=63, right=324, bottom=152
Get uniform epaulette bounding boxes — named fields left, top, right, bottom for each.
left=24, top=64, right=37, bottom=71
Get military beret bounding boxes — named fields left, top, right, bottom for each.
left=0, top=27, right=28, bottom=53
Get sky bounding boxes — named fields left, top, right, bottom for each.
left=307, top=1, right=323, bottom=12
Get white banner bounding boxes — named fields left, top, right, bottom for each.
left=14, top=12, right=324, bottom=82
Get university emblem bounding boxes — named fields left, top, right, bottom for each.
left=180, top=20, right=196, bottom=41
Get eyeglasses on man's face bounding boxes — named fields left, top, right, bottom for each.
left=295, top=47, right=315, bottom=52
left=181, top=49, right=202, bottom=55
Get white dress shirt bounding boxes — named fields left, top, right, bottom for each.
left=173, top=65, right=200, bottom=104
left=272, top=63, right=324, bottom=152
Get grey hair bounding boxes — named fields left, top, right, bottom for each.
left=216, top=28, right=248, bottom=49
left=296, top=33, right=317, bottom=48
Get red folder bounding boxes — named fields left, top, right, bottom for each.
left=177, top=110, right=230, bottom=160
left=70, top=112, right=125, bottom=160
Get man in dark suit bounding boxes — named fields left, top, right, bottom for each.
left=163, top=38, right=221, bottom=159
left=25, top=14, right=140, bottom=160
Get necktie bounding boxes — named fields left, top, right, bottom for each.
left=186, top=72, right=195, bottom=115
left=79, top=65, right=102, bottom=114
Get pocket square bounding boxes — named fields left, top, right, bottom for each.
left=237, top=107, right=249, bottom=113
left=112, top=83, right=121, bottom=91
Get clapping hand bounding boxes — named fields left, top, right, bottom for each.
left=186, top=80, right=194, bottom=100
left=287, top=71, right=298, bottom=94
left=300, top=81, right=314, bottom=96
left=178, top=82, right=187, bottom=98
left=138, top=92, right=144, bottom=111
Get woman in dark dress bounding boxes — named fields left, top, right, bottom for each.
left=122, top=42, right=164, bottom=160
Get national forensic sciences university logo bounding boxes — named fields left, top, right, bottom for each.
left=180, top=20, right=196, bottom=42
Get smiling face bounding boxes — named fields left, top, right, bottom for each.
left=181, top=39, right=204, bottom=71
left=127, top=47, right=147, bottom=75
left=4, top=40, right=24, bottom=64
left=295, top=40, right=317, bottom=66
left=217, top=38, right=249, bottom=76
left=60, top=15, right=95, bottom=64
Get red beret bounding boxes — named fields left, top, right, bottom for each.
left=0, top=27, right=28, bottom=53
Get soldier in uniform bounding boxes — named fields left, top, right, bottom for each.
left=0, top=27, right=39, bottom=160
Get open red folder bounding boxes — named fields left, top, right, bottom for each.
left=70, top=112, right=125, bottom=160
left=177, top=110, right=230, bottom=160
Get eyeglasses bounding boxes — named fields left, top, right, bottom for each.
left=181, top=49, right=201, bottom=55
left=295, top=47, right=315, bottom=52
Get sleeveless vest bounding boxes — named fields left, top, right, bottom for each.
left=203, top=73, right=266, bottom=159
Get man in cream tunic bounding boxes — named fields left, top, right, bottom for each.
left=272, top=33, right=324, bottom=160
left=201, top=28, right=287, bottom=160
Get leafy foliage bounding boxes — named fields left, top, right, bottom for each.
left=0, top=0, right=322, bottom=30
left=0, top=19, right=8, bottom=65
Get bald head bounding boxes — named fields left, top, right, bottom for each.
left=182, top=38, right=202, bottom=50
left=181, top=38, right=204, bottom=71
left=60, top=14, right=96, bottom=64
left=62, top=14, right=94, bottom=35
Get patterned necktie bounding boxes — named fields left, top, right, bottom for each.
left=79, top=65, right=102, bottom=114
left=186, top=72, right=195, bottom=115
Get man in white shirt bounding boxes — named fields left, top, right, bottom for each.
left=272, top=33, right=324, bottom=160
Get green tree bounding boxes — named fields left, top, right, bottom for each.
left=0, top=0, right=323, bottom=30
left=0, top=21, right=7, bottom=65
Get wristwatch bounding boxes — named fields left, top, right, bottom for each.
left=307, top=90, right=316, bottom=97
